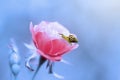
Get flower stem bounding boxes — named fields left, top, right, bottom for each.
left=14, top=76, right=17, bottom=80
left=48, top=62, right=53, bottom=74
left=32, top=56, right=46, bottom=80
left=10, top=71, right=13, bottom=80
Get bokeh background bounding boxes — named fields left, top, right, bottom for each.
left=0, top=0, right=120, bottom=80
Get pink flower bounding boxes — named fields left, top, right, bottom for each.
left=30, top=21, right=78, bottom=61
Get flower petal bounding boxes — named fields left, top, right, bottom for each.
left=61, top=59, right=72, bottom=65
left=37, top=49, right=61, bottom=61
left=25, top=53, right=37, bottom=71
left=46, top=39, right=67, bottom=56
left=53, top=72, right=64, bottom=79
left=35, top=32, right=52, bottom=52
left=48, top=22, right=70, bottom=36
left=30, top=22, right=36, bottom=41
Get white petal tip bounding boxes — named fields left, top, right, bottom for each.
left=30, top=22, right=33, bottom=26
left=25, top=60, right=34, bottom=71
left=30, top=22, right=34, bottom=32
left=61, top=59, right=72, bottom=65
left=53, top=72, right=64, bottom=79
left=24, top=43, right=33, bottom=49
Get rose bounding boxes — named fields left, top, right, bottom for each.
left=30, top=21, right=79, bottom=61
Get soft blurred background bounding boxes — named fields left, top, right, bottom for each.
left=0, top=0, right=120, bottom=80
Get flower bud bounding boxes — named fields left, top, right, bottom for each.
left=11, top=64, right=20, bottom=76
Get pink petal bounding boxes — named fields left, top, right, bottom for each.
left=47, top=39, right=67, bottom=55
left=42, top=40, right=52, bottom=55
left=56, top=43, right=79, bottom=56
left=34, top=32, right=54, bottom=55
left=34, top=32, right=47, bottom=50
left=37, top=49, right=61, bottom=61
left=33, top=32, right=42, bottom=49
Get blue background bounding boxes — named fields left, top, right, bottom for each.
left=0, top=0, right=120, bottom=80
